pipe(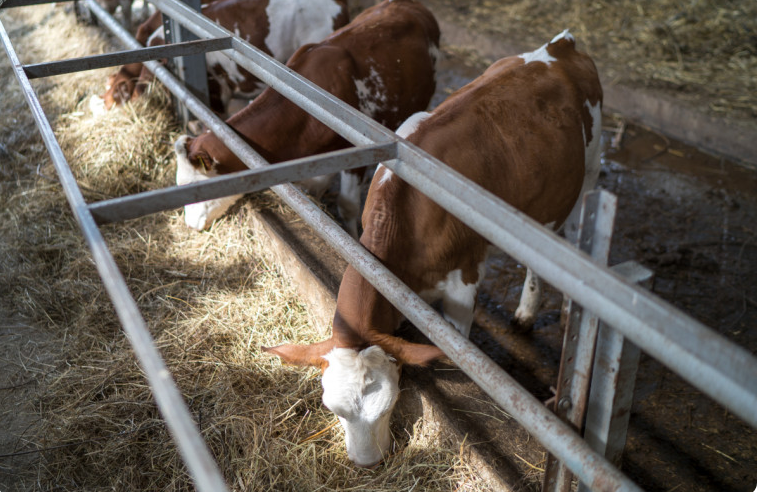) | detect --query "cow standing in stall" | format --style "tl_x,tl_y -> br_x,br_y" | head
174,0 -> 441,236
264,31 -> 603,467
93,0 -> 349,113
